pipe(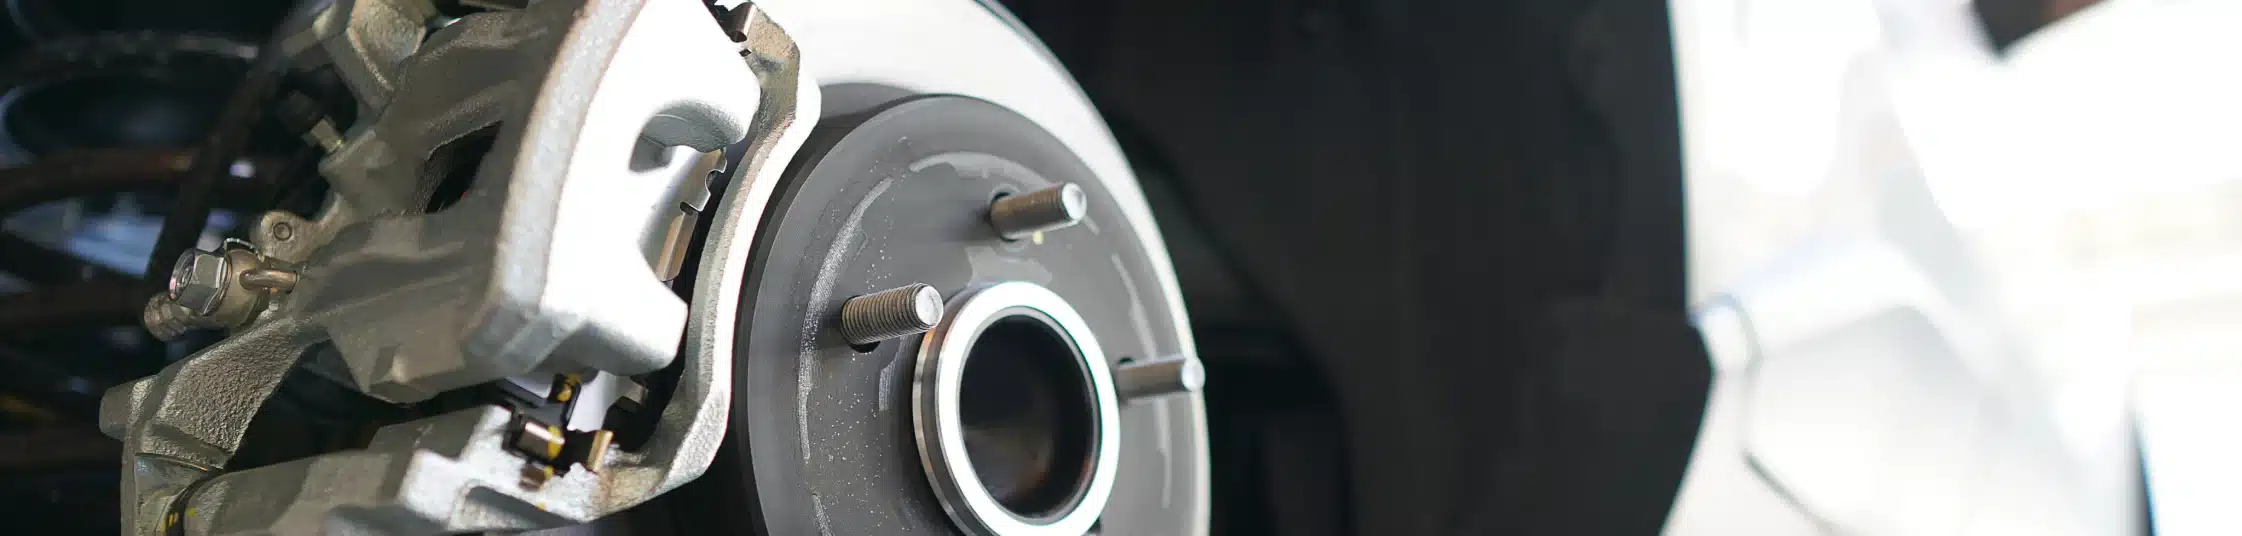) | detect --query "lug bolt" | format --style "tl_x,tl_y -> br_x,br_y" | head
1115,356 -> 1206,402
167,249 -> 230,315
838,283 -> 944,346
988,183 -> 1088,240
